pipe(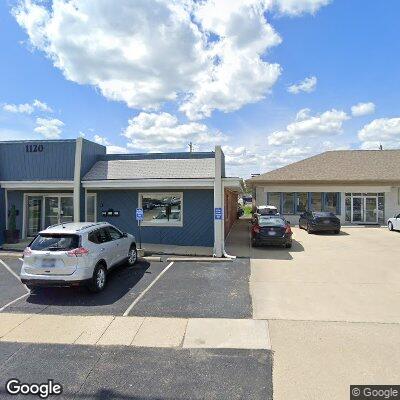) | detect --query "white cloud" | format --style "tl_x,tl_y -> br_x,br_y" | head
358,117 -> 400,149
124,112 -> 226,152
287,76 -> 317,94
2,99 -> 52,114
222,146 -> 261,166
351,102 -> 375,117
271,0 -> 331,15
34,117 -> 64,138
268,108 -> 349,145
93,134 -> 128,154
12,1 -> 328,121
